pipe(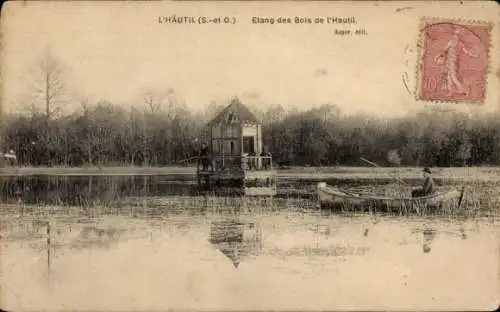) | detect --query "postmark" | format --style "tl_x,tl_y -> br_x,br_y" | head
416,18 -> 492,104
